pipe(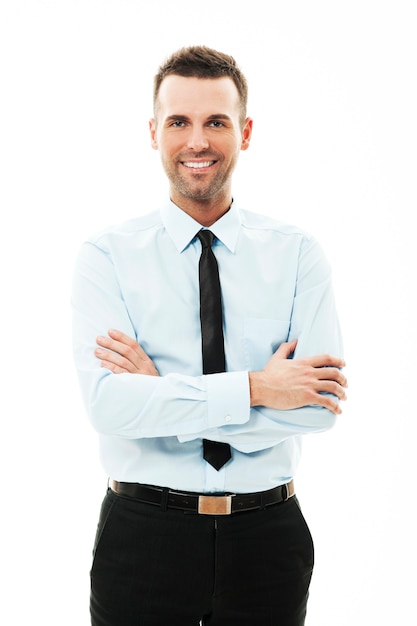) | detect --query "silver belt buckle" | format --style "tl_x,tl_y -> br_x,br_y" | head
198,495 -> 232,515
